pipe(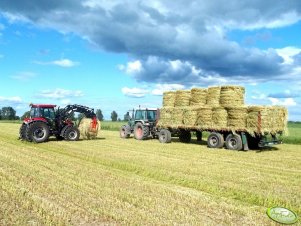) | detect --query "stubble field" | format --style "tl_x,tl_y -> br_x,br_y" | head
0,122 -> 300,225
